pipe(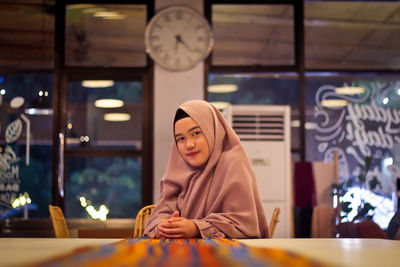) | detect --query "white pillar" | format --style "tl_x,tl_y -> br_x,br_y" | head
153,0 -> 204,201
